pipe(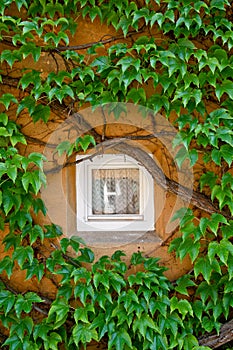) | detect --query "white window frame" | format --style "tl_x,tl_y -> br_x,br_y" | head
76,154 -> 154,231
